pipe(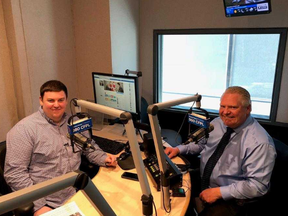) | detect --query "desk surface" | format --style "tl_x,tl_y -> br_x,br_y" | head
68,124 -> 191,216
